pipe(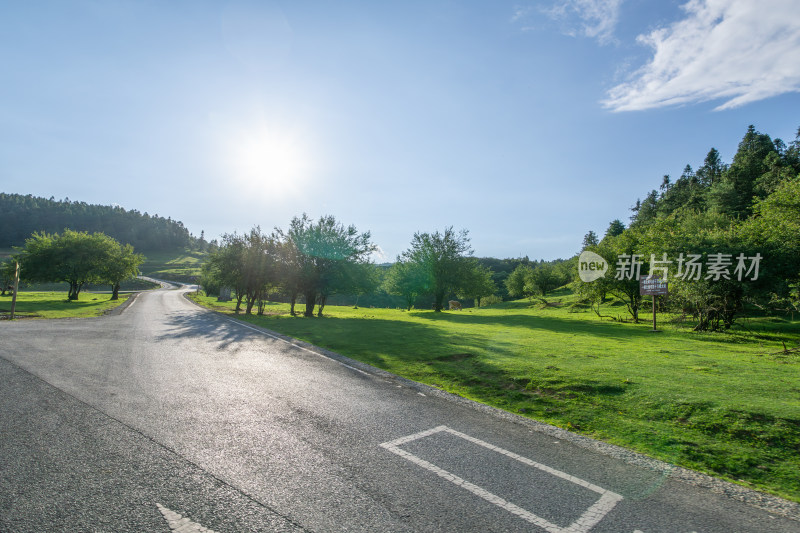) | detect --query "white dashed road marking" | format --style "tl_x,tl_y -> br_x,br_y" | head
380,426 -> 623,533
157,503 -> 217,532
